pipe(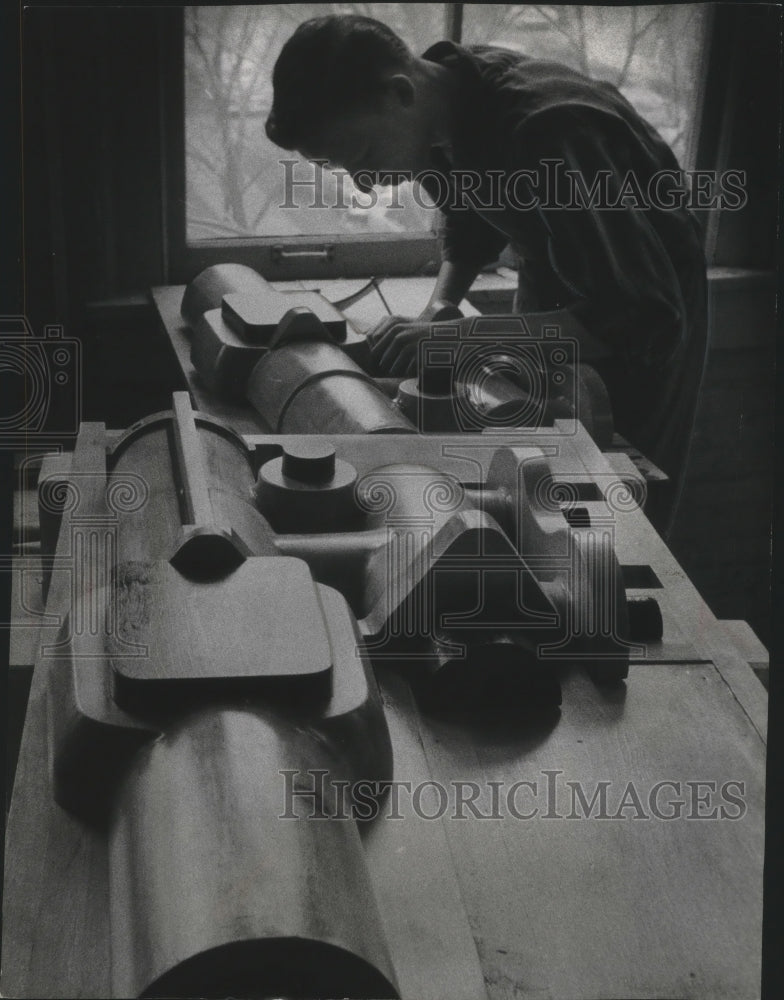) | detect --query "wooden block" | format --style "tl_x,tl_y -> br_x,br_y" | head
110,557 -> 333,695
222,290 -> 346,343
191,308 -> 269,399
